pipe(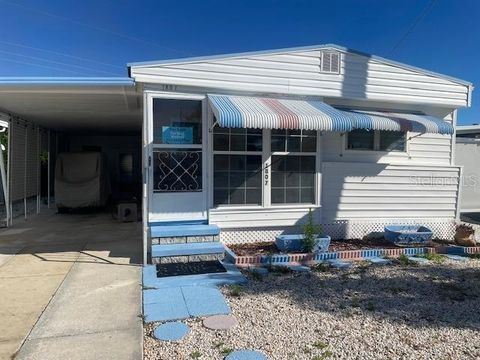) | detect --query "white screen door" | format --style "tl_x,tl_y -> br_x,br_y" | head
148,94 -> 207,222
